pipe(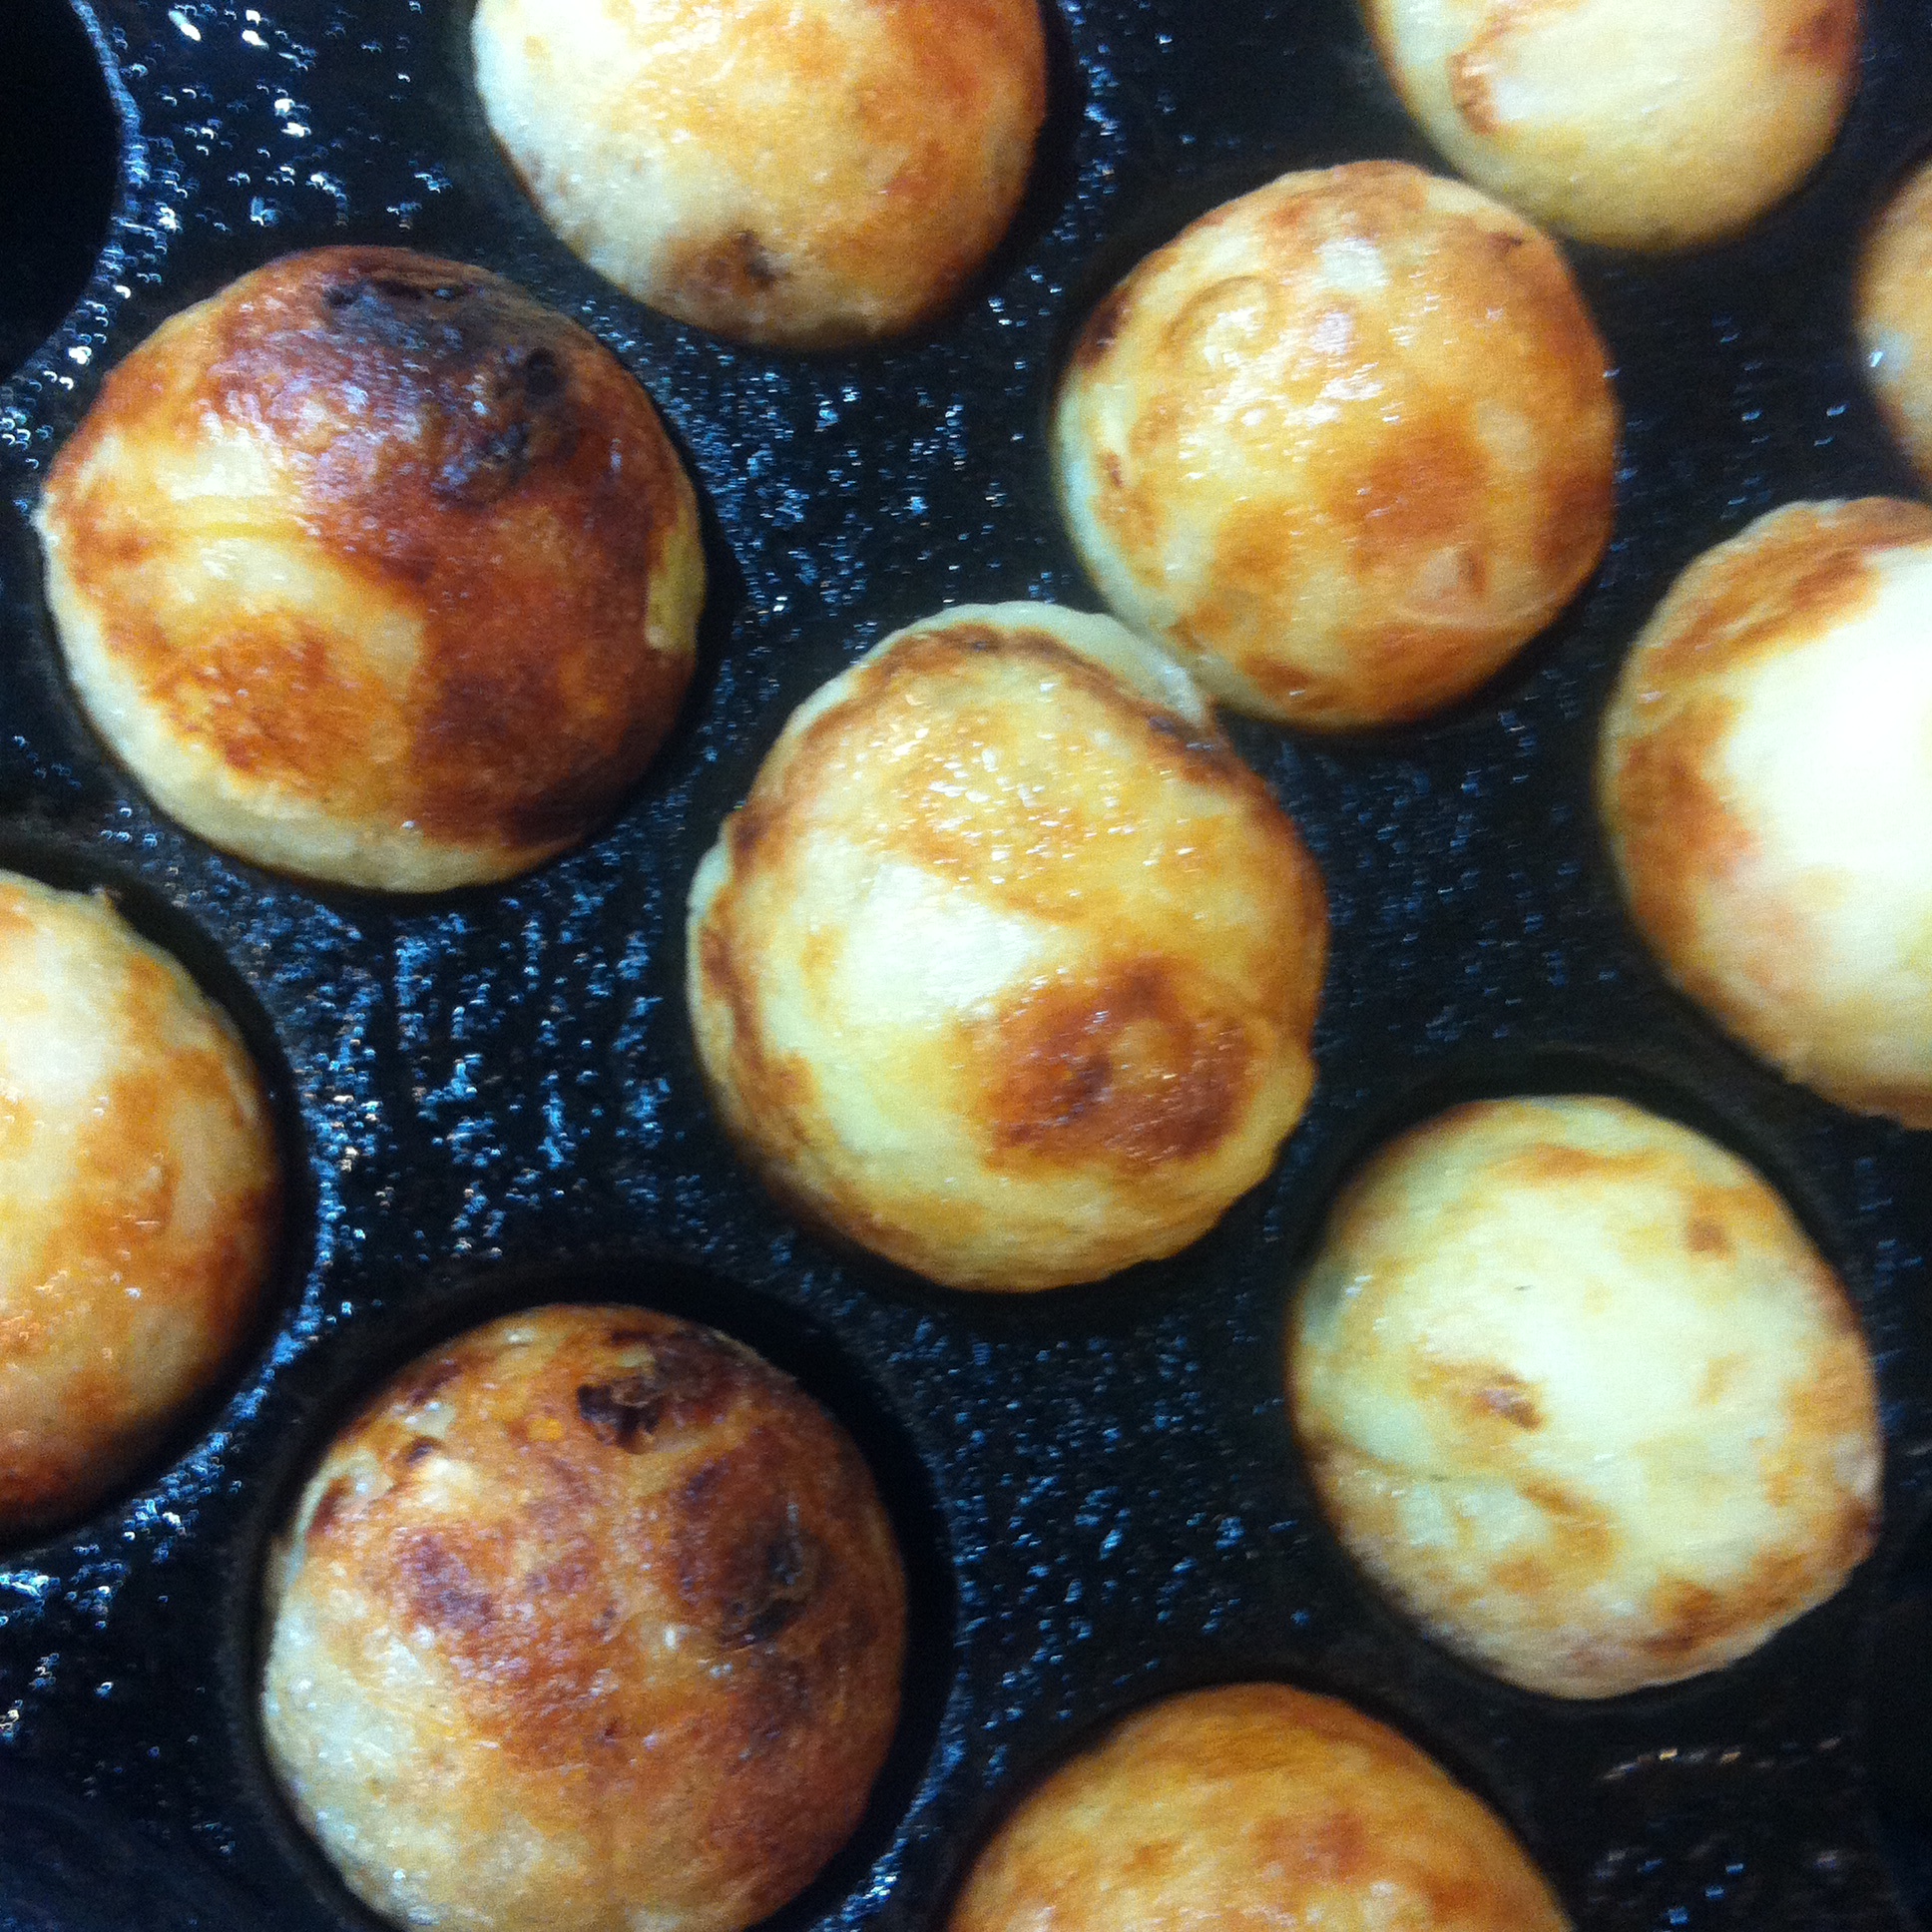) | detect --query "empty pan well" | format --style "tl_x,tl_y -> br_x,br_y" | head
0,2 -> 119,383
